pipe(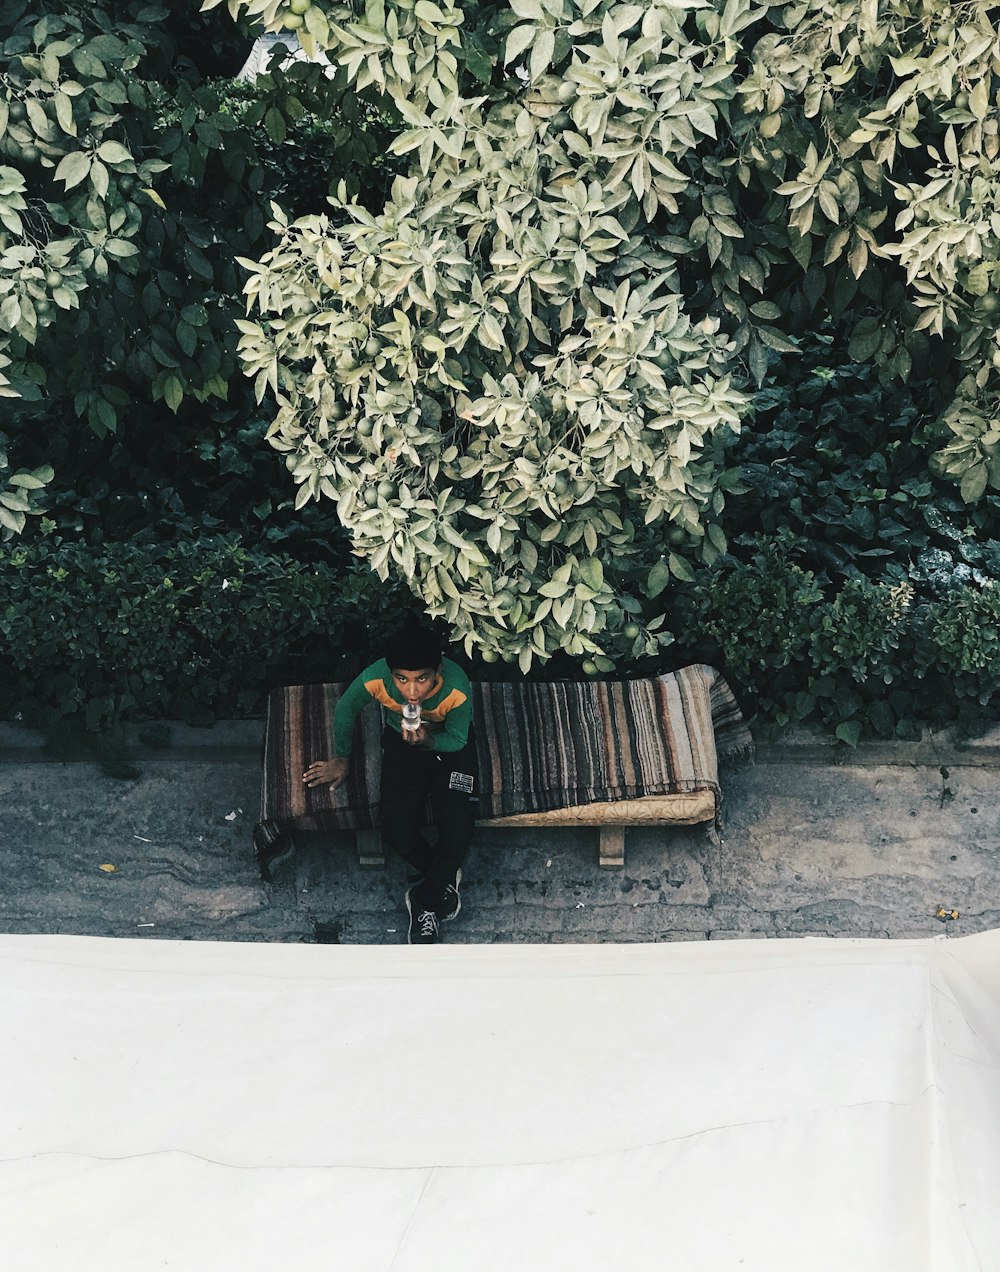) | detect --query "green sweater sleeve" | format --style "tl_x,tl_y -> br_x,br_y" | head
433,665 -> 473,753
332,663 -> 381,758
